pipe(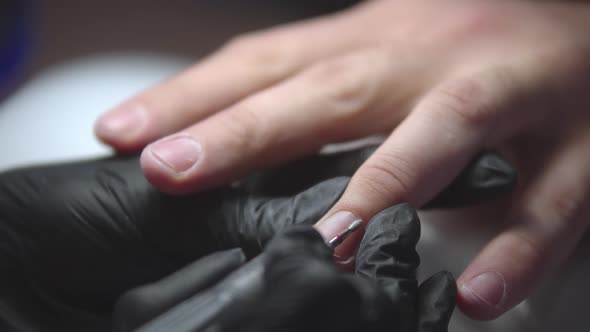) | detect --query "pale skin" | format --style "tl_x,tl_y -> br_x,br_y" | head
95,0 -> 590,321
